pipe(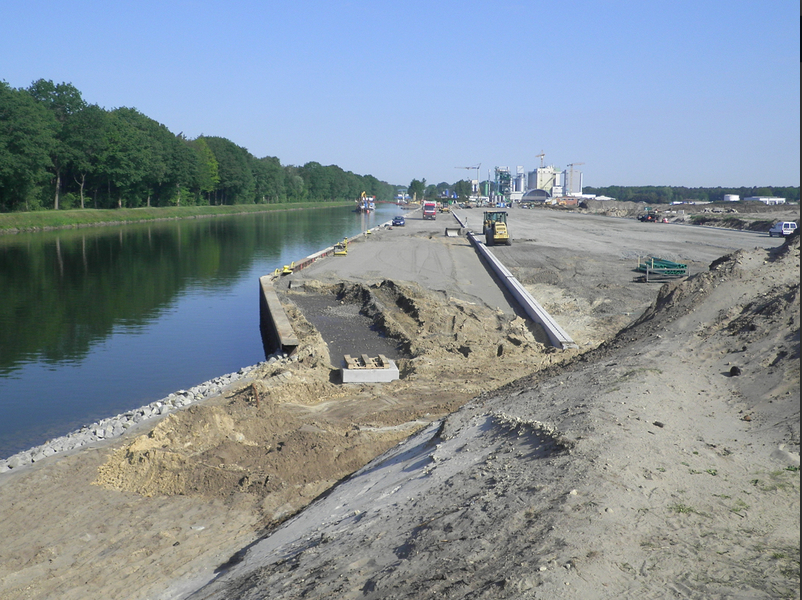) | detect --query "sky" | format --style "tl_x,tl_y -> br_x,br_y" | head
2,0 -> 799,189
